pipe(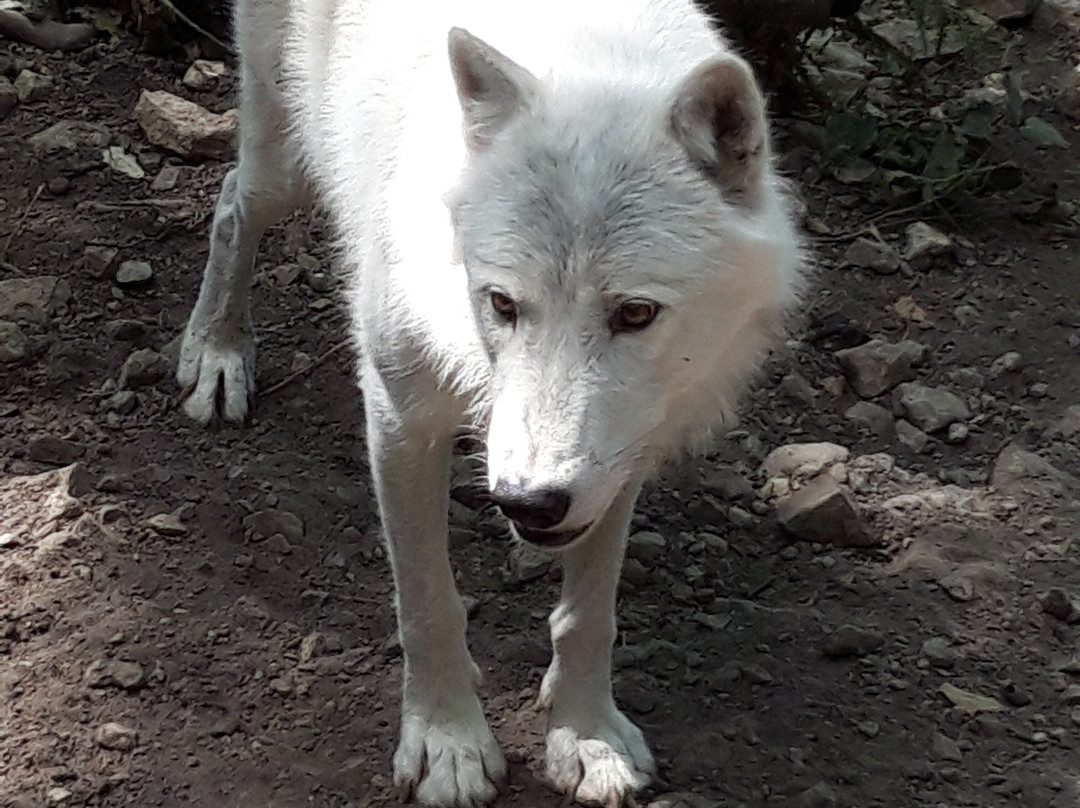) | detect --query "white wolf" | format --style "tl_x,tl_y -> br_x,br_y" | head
177,0 -> 804,804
